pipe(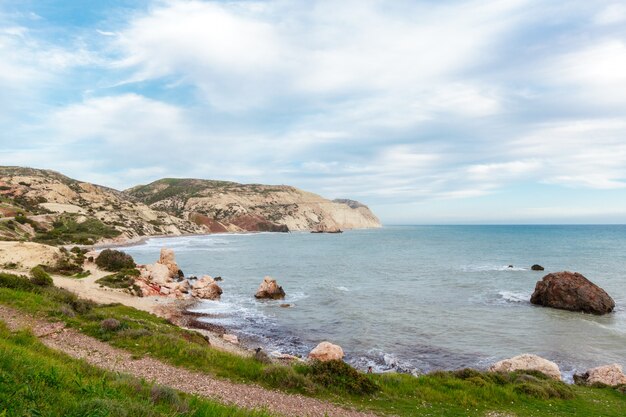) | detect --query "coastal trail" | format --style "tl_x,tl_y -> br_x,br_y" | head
0,305 -> 381,417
